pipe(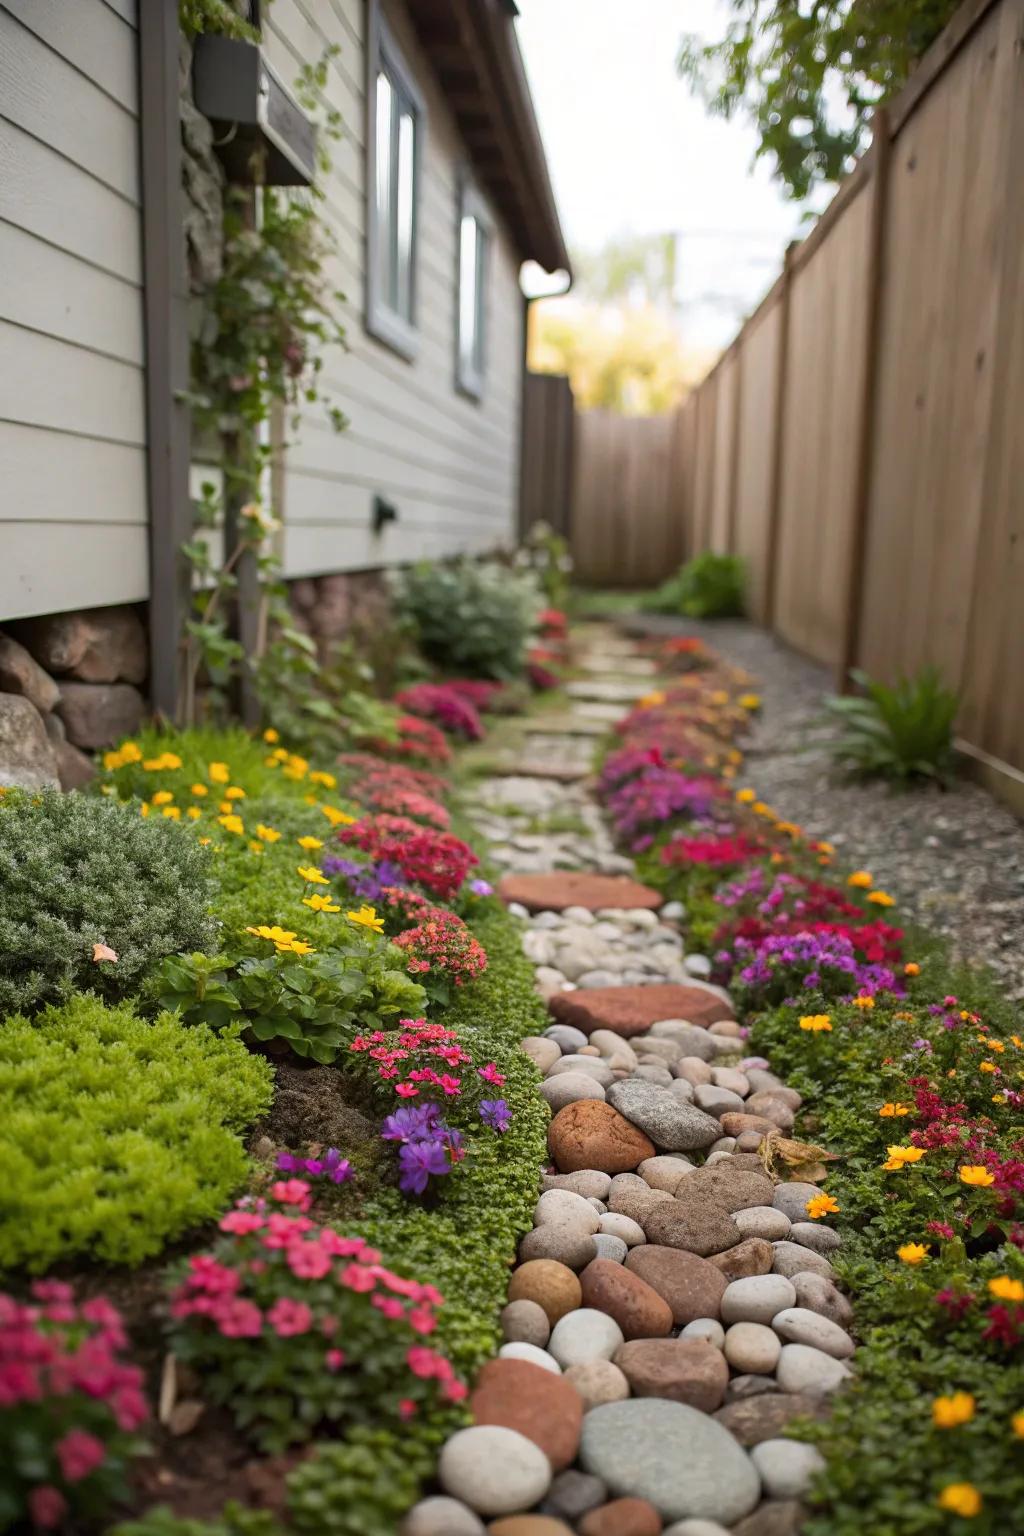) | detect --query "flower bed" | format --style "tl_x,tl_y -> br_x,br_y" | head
595,655 -> 1024,1530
